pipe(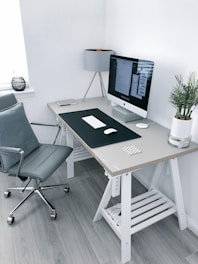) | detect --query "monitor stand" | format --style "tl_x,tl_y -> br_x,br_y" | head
112,105 -> 142,123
